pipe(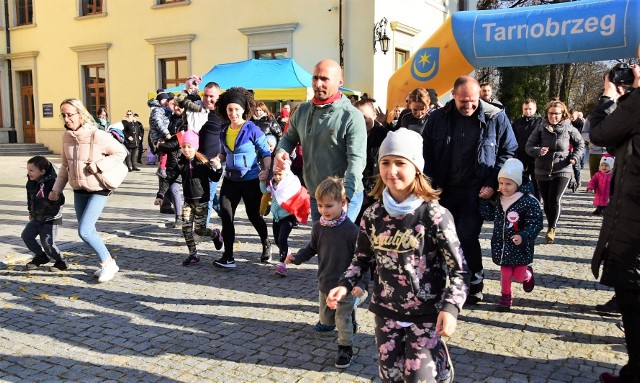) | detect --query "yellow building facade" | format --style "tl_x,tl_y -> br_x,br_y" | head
0,0 -> 466,153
